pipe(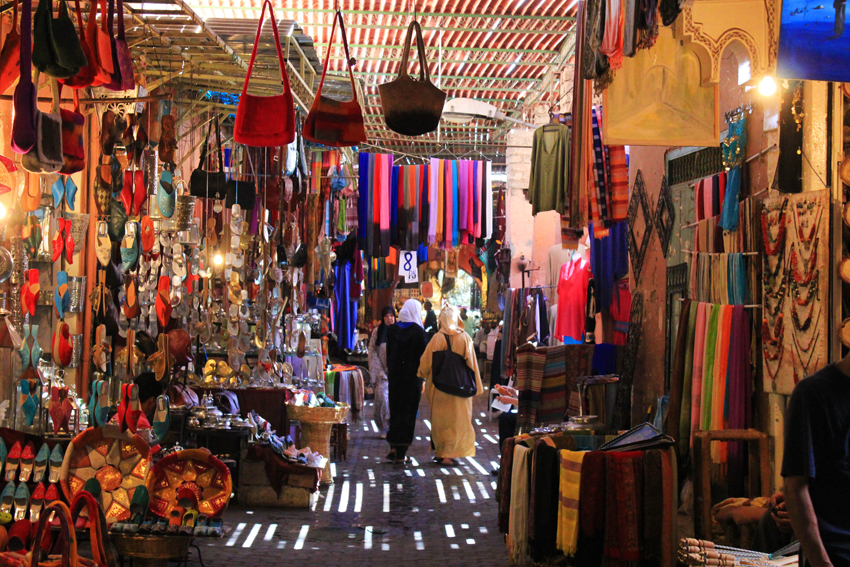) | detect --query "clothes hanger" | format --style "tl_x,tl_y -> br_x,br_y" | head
431,143 -> 459,160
